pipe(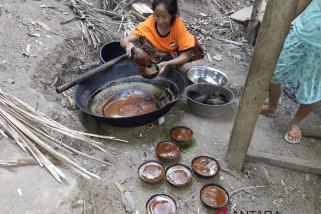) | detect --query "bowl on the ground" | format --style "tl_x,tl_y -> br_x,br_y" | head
138,161 -> 165,184
170,126 -> 193,146
146,194 -> 177,214
187,66 -> 229,86
191,156 -> 220,178
200,184 -> 229,210
185,83 -> 234,118
165,164 -> 192,187
156,141 -> 180,161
